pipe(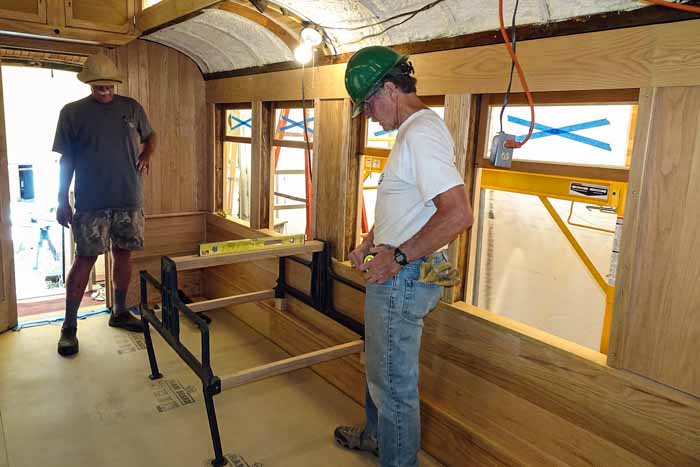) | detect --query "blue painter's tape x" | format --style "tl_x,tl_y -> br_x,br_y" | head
508,116 -> 612,151
373,129 -> 397,137
229,115 -> 252,131
279,116 -> 314,133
